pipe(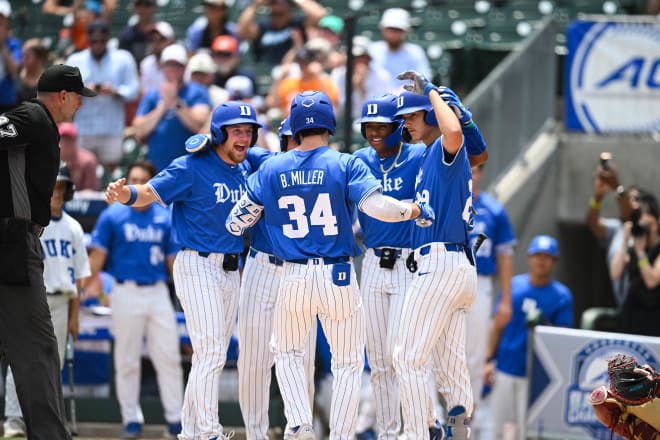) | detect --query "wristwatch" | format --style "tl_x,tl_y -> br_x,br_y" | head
616,185 -> 625,197
175,99 -> 185,110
